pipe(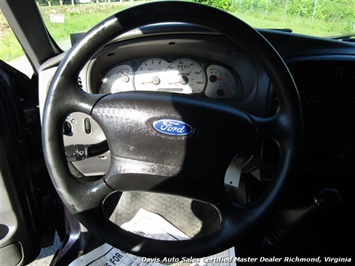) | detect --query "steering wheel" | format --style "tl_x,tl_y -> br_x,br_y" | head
42,1 -> 302,258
